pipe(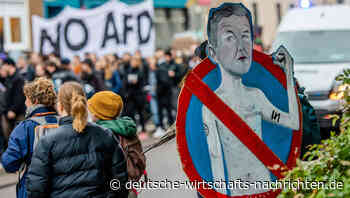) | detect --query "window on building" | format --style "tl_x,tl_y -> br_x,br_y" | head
10,17 -> 22,43
0,17 -> 4,51
47,6 -> 64,18
252,3 -> 258,26
182,8 -> 189,30
337,0 -> 344,4
276,3 -> 282,25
